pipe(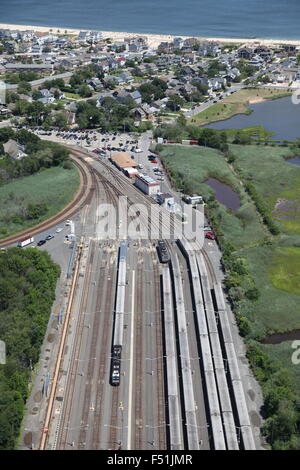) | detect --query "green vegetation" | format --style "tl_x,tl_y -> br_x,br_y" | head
154,123 -> 228,151
189,101 -> 252,126
156,144 -> 267,249
188,88 -> 292,126
0,247 -> 60,449
0,128 -> 70,184
0,165 -> 79,239
230,144 -> 300,233
138,77 -> 168,104
155,140 -> 300,448
3,71 -> 41,85
76,97 -> 135,131
269,247 -> 300,295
